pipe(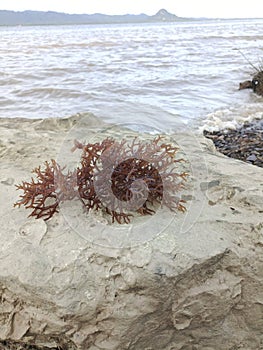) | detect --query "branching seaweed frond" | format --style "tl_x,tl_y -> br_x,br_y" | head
14,160 -> 77,220
15,137 -> 188,224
